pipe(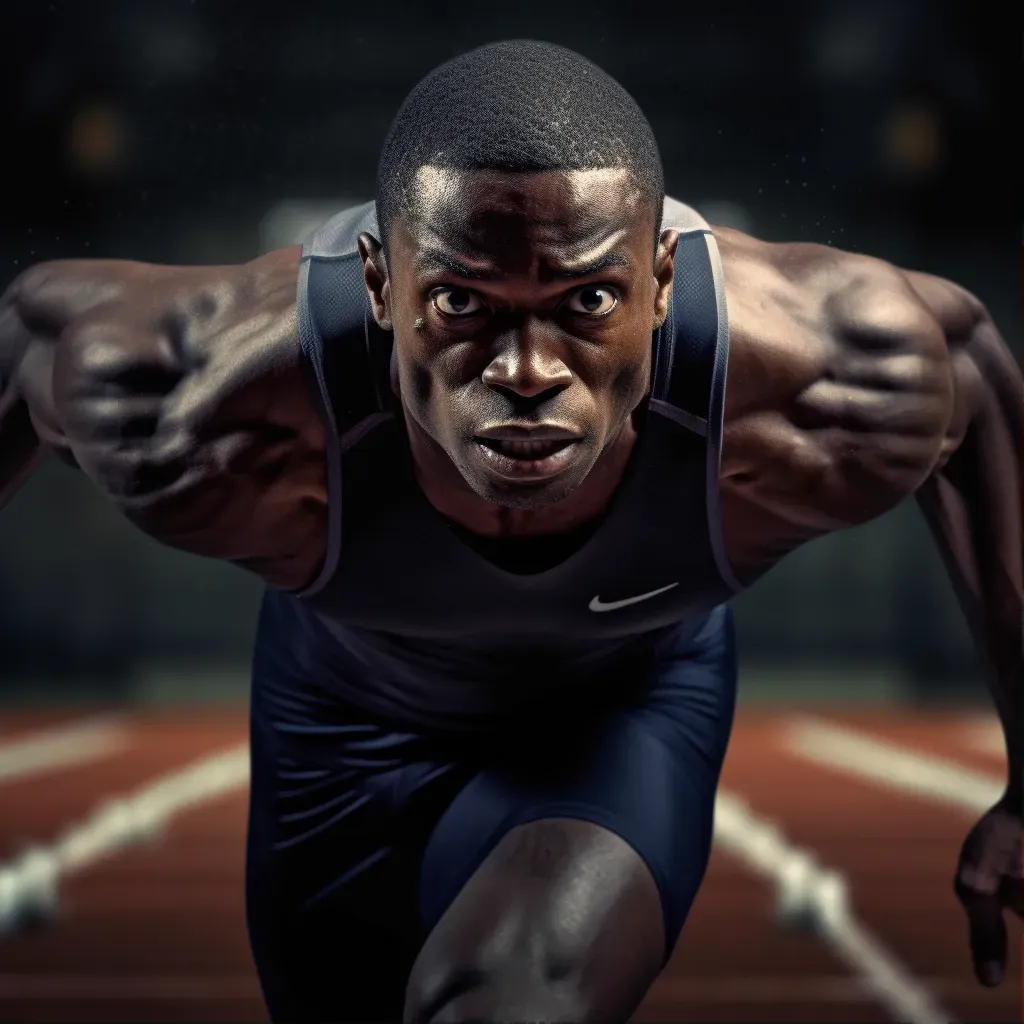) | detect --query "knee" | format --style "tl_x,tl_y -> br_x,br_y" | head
405,962 -> 585,1024
427,985 -> 583,1023
404,920 -> 590,1023
405,819 -> 664,1023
